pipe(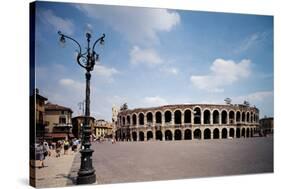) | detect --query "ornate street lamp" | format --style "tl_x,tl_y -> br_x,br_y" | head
58,30 -> 105,184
